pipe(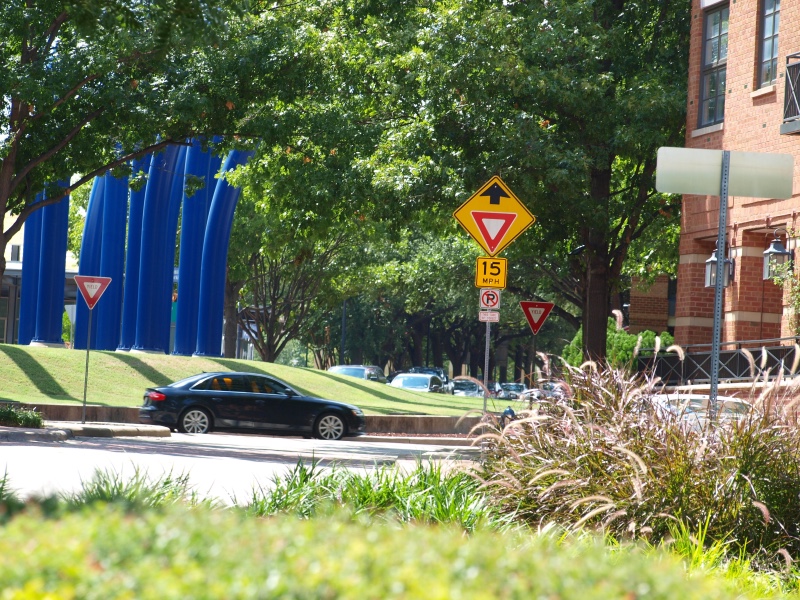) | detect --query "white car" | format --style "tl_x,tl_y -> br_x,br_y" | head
649,393 -> 752,430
